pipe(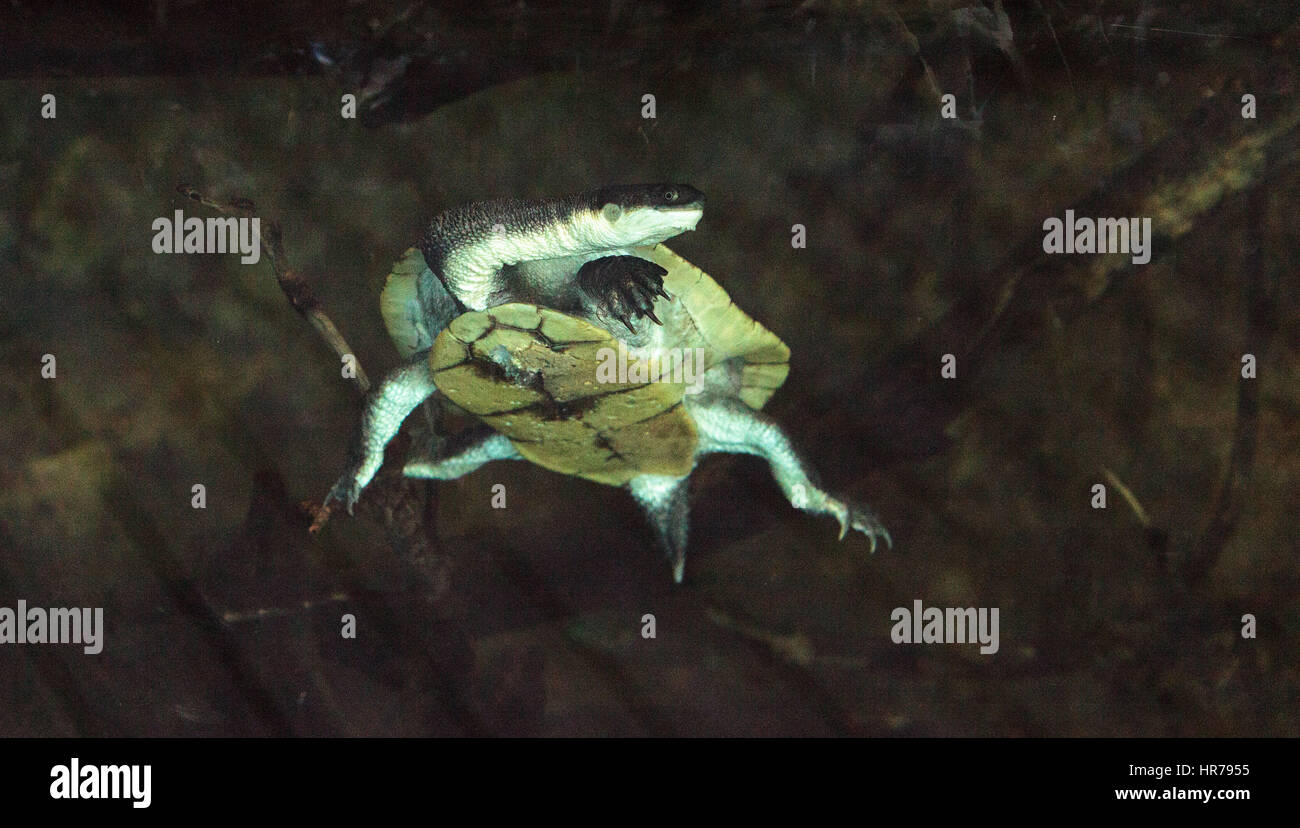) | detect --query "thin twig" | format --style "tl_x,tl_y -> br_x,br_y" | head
1183,164 -> 1278,586
1102,467 -> 1151,528
1109,23 -> 1256,42
1034,0 -> 1076,106
177,185 -> 372,394
220,592 -> 352,624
